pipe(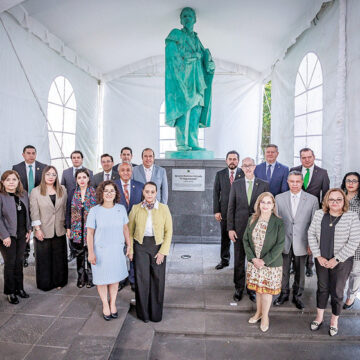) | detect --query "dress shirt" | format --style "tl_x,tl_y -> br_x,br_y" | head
25,162 -> 36,181
144,200 -> 159,236
120,179 -> 131,198
143,165 -> 153,182
73,166 -> 83,177
290,190 -> 302,217
228,168 -> 238,179
103,170 -> 112,181
266,161 -> 276,178
302,165 -> 314,186
245,177 -> 255,193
